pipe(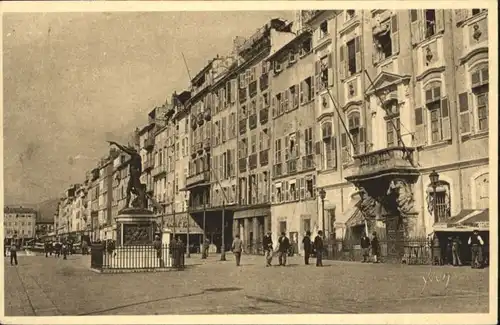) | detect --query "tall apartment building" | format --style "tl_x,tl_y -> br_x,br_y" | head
268,26 -> 319,254
295,9 -> 489,260
111,152 -> 131,219
233,19 -> 293,253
